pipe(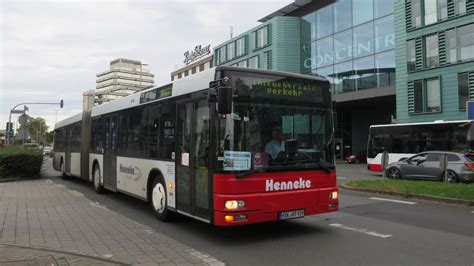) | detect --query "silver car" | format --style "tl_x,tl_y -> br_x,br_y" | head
385,151 -> 474,183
